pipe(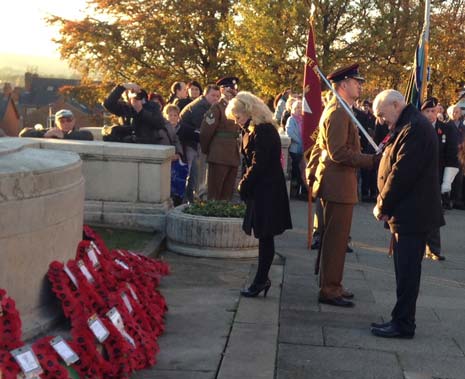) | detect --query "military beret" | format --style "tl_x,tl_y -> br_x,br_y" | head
216,77 -> 239,89
327,64 -> 365,83
421,97 -> 438,110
